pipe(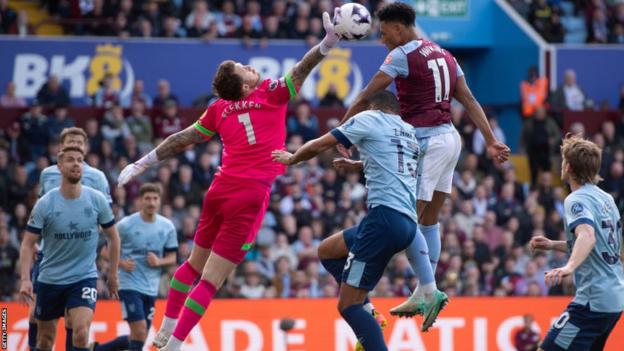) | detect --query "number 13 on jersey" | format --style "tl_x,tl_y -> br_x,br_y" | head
238,112 -> 257,145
